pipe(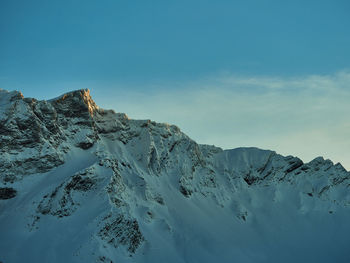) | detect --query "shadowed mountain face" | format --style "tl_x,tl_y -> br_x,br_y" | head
0,89 -> 349,263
